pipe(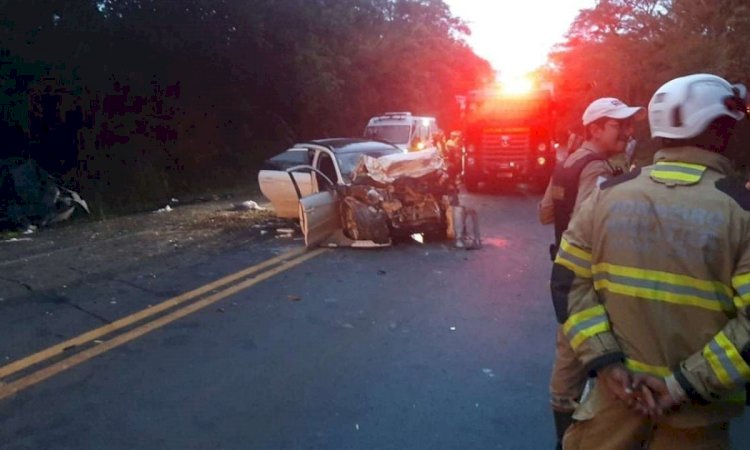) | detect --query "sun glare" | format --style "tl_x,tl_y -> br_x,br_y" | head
501,76 -> 535,96
445,0 -> 596,75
